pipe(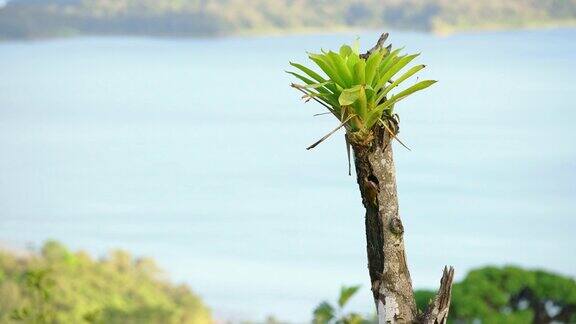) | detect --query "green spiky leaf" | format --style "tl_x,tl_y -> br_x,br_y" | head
338,285 -> 361,308
339,85 -> 362,106
393,79 -> 437,101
